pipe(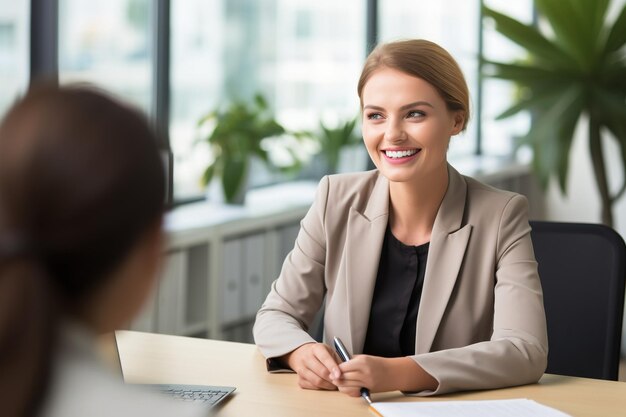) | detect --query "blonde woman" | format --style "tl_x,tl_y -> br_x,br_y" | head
254,39 -> 547,396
